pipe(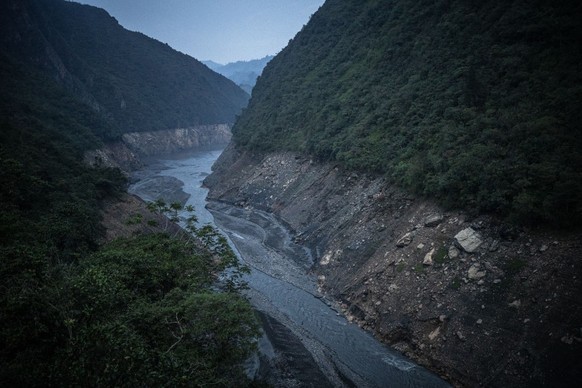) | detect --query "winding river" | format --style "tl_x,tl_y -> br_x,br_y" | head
129,148 -> 449,388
